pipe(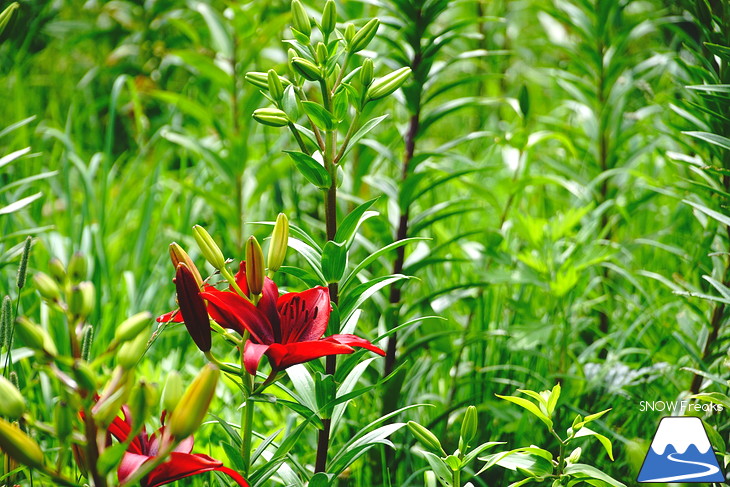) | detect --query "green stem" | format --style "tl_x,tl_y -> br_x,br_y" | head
241,393 -> 255,476
220,267 -> 248,300
204,351 -> 242,375
452,467 -> 461,487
